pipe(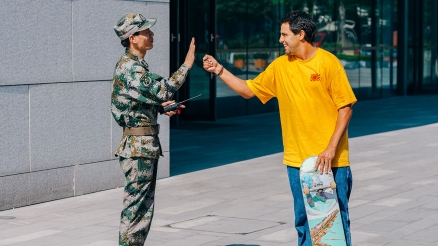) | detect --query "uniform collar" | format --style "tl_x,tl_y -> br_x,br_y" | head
125,49 -> 149,69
